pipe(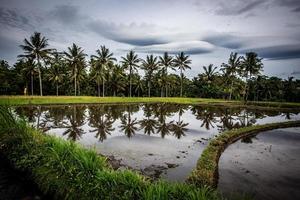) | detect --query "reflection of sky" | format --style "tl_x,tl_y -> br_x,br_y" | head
15,104 -> 300,182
